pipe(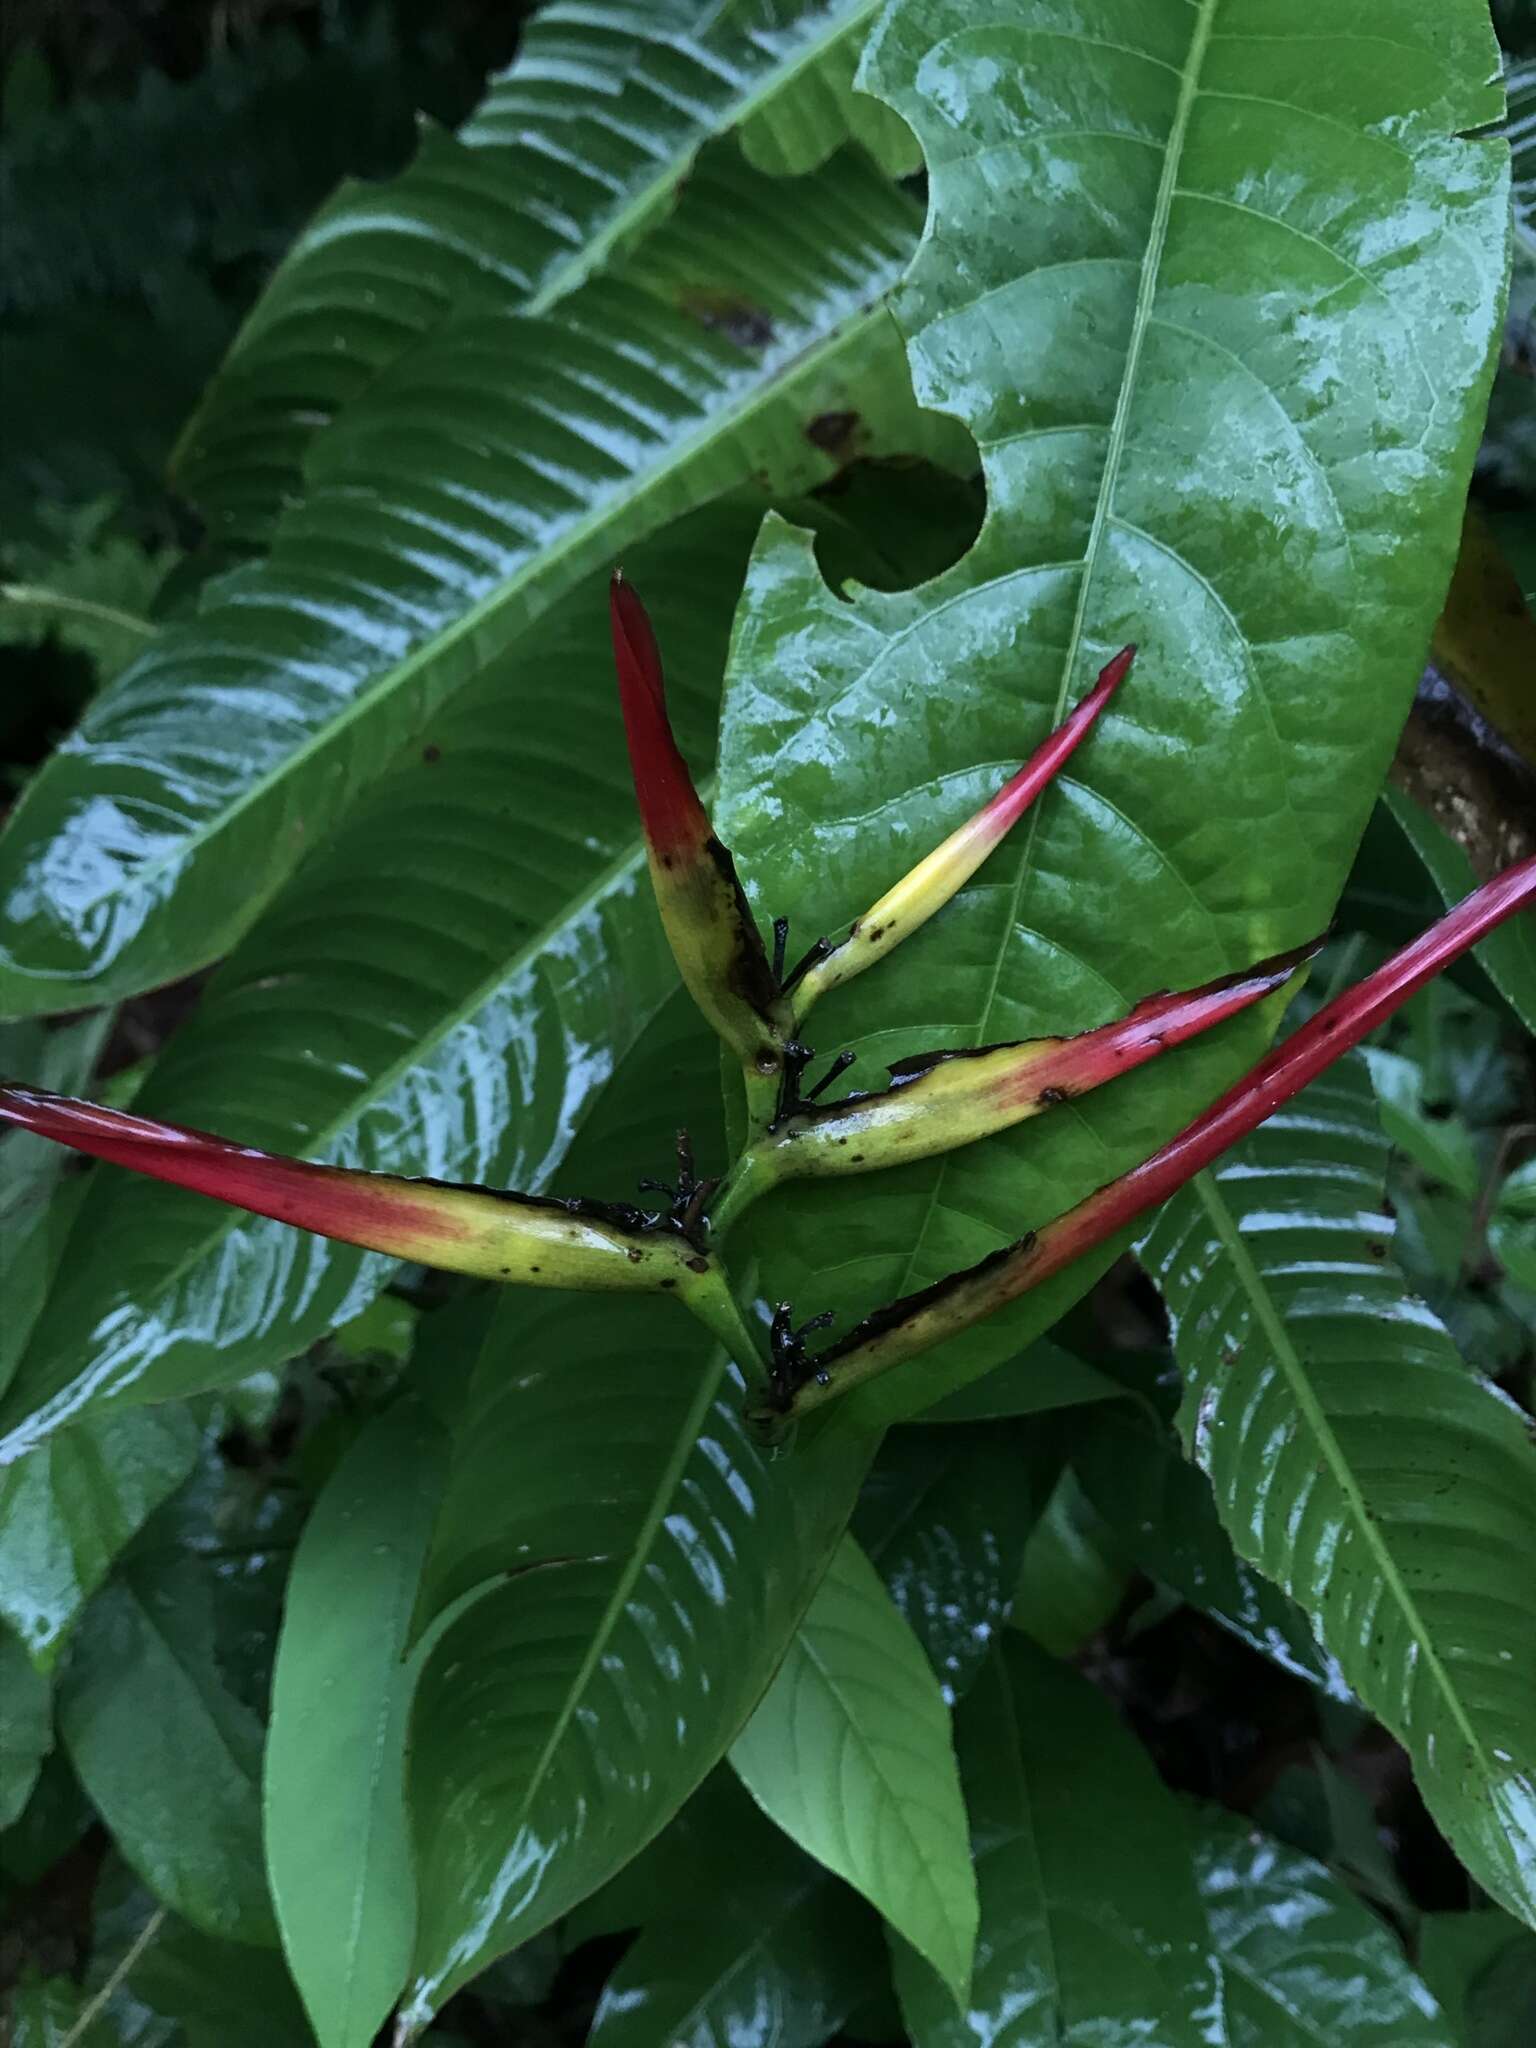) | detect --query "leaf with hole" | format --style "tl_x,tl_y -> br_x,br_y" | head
0,131 -> 962,1018
715,0 -> 1510,1429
